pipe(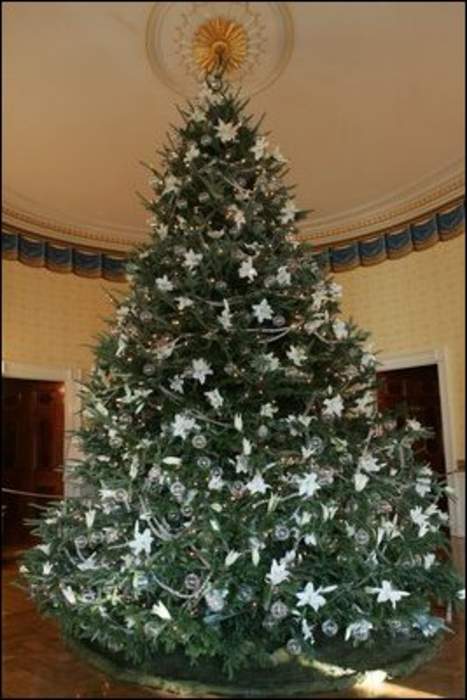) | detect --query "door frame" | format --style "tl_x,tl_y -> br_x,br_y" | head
378,347 -> 458,532
1,360 -> 82,498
